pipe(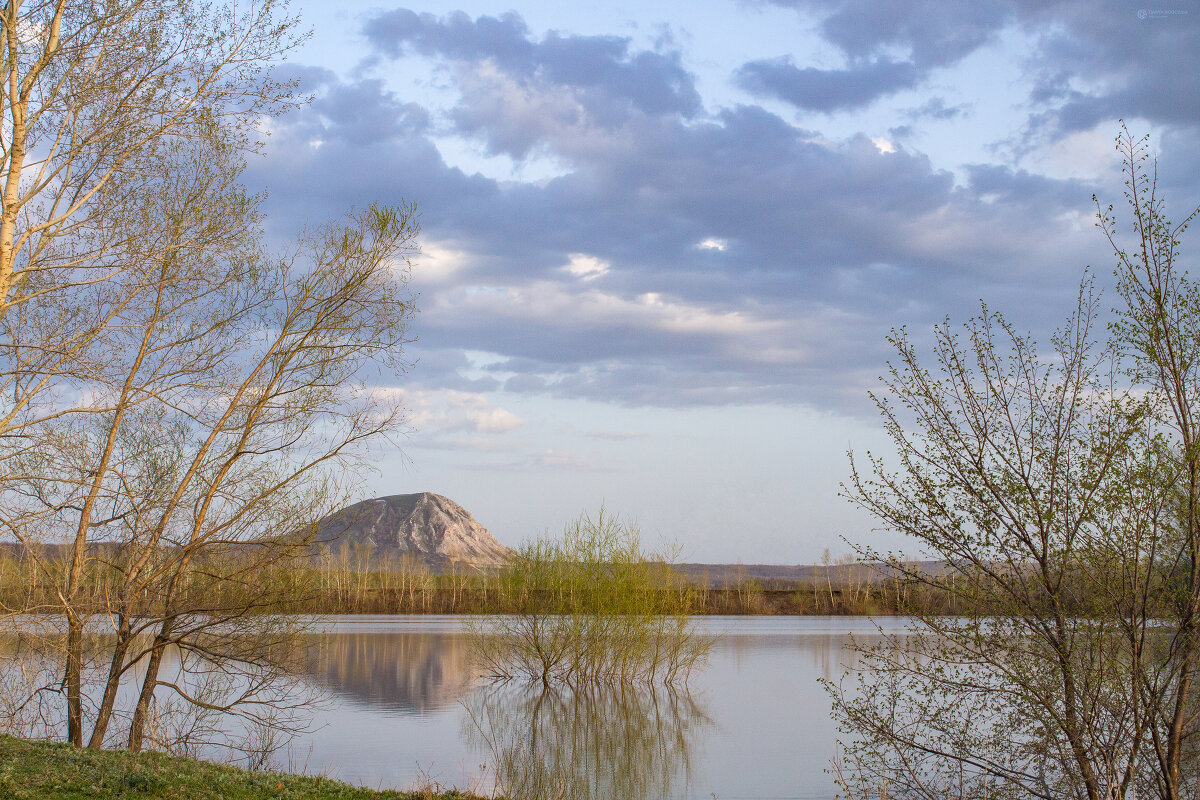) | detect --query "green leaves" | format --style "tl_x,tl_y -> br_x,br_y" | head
834,128 -> 1200,800
469,509 -> 709,687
